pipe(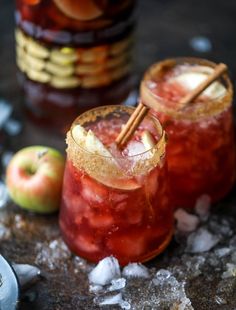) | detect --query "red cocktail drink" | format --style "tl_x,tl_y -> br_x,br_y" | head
141,58 -> 235,209
59,106 -> 173,265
